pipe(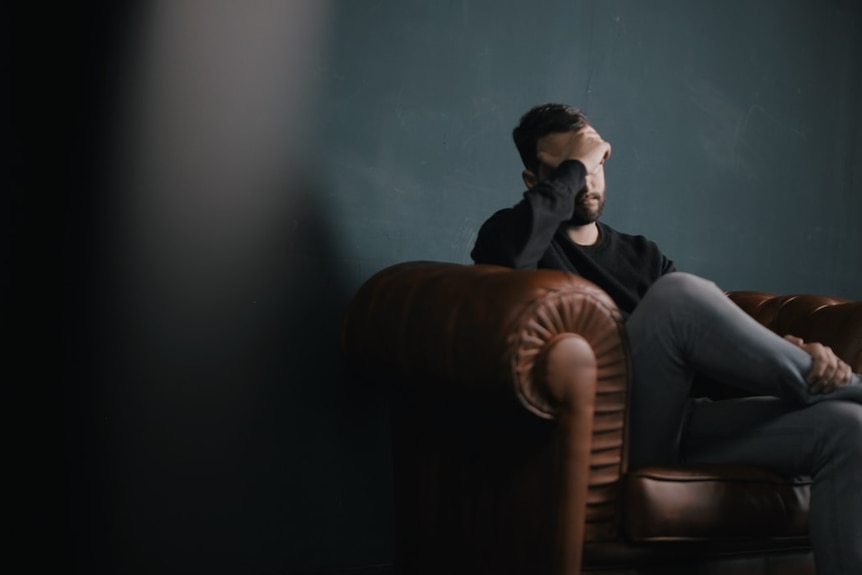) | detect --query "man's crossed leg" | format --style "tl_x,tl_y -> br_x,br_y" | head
623,272 -> 862,575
